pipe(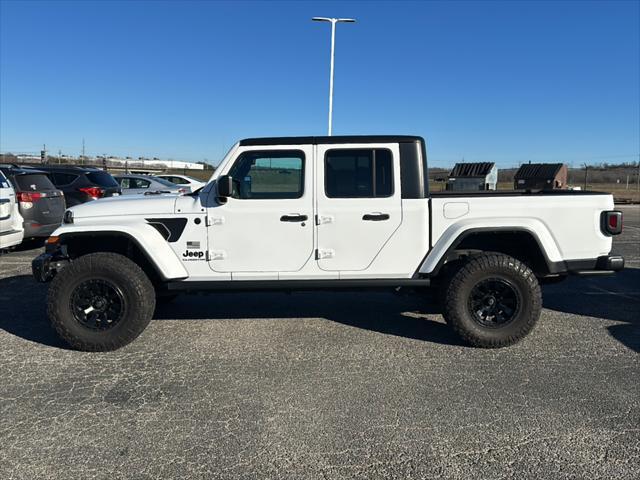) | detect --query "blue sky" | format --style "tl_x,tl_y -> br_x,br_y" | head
1,0 -> 638,167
